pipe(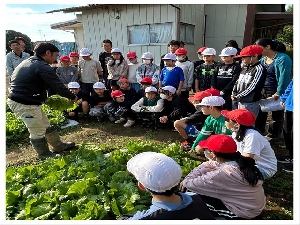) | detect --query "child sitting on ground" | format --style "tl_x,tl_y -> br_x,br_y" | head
104,90 -> 136,127
89,82 -> 112,121
67,82 -> 90,122
131,86 -> 164,129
